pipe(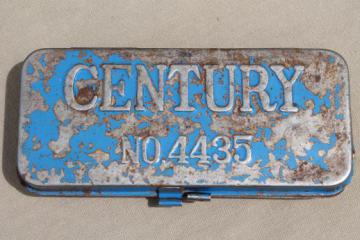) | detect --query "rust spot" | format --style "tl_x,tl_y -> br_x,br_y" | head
19,48 -> 352,190
292,161 -> 326,182
85,57 -> 93,64
76,87 -> 96,105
